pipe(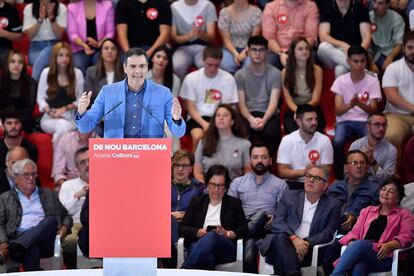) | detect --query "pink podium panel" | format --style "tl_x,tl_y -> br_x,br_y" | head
89,138 -> 171,258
